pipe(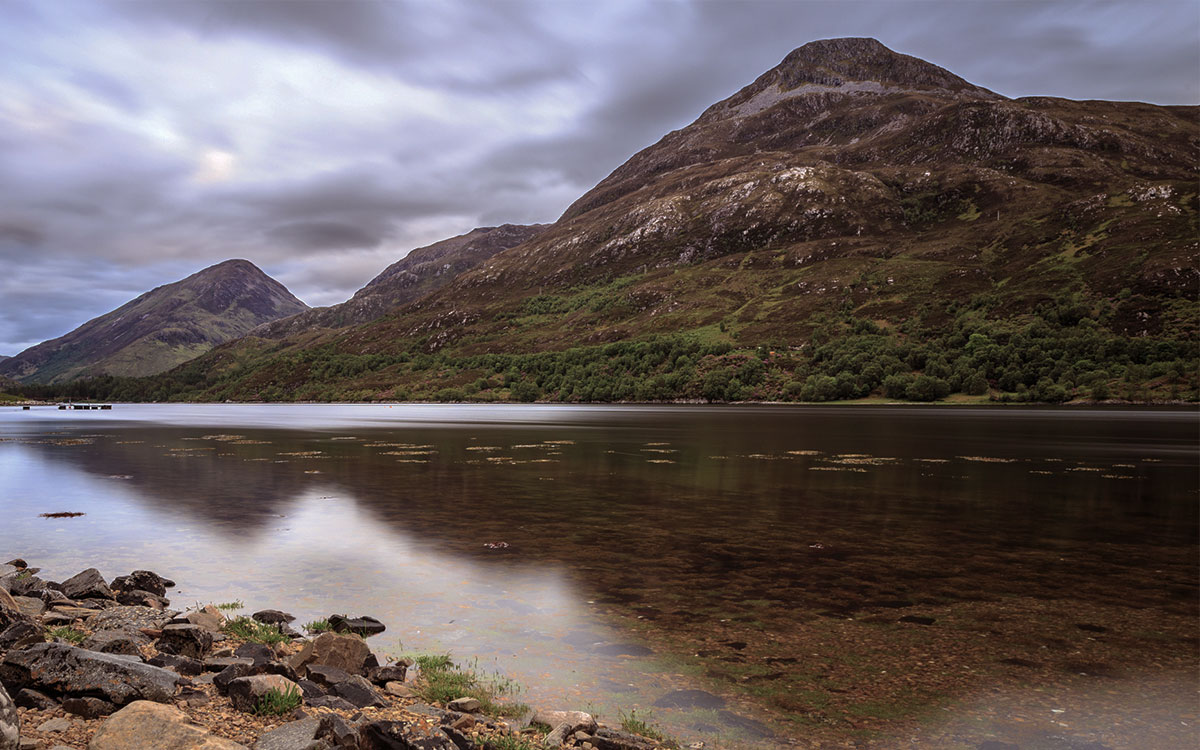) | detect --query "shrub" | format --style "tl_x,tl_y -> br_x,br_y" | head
254,686 -> 302,716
